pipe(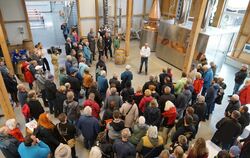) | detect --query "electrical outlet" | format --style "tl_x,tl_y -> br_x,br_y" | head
18,26 -> 24,34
